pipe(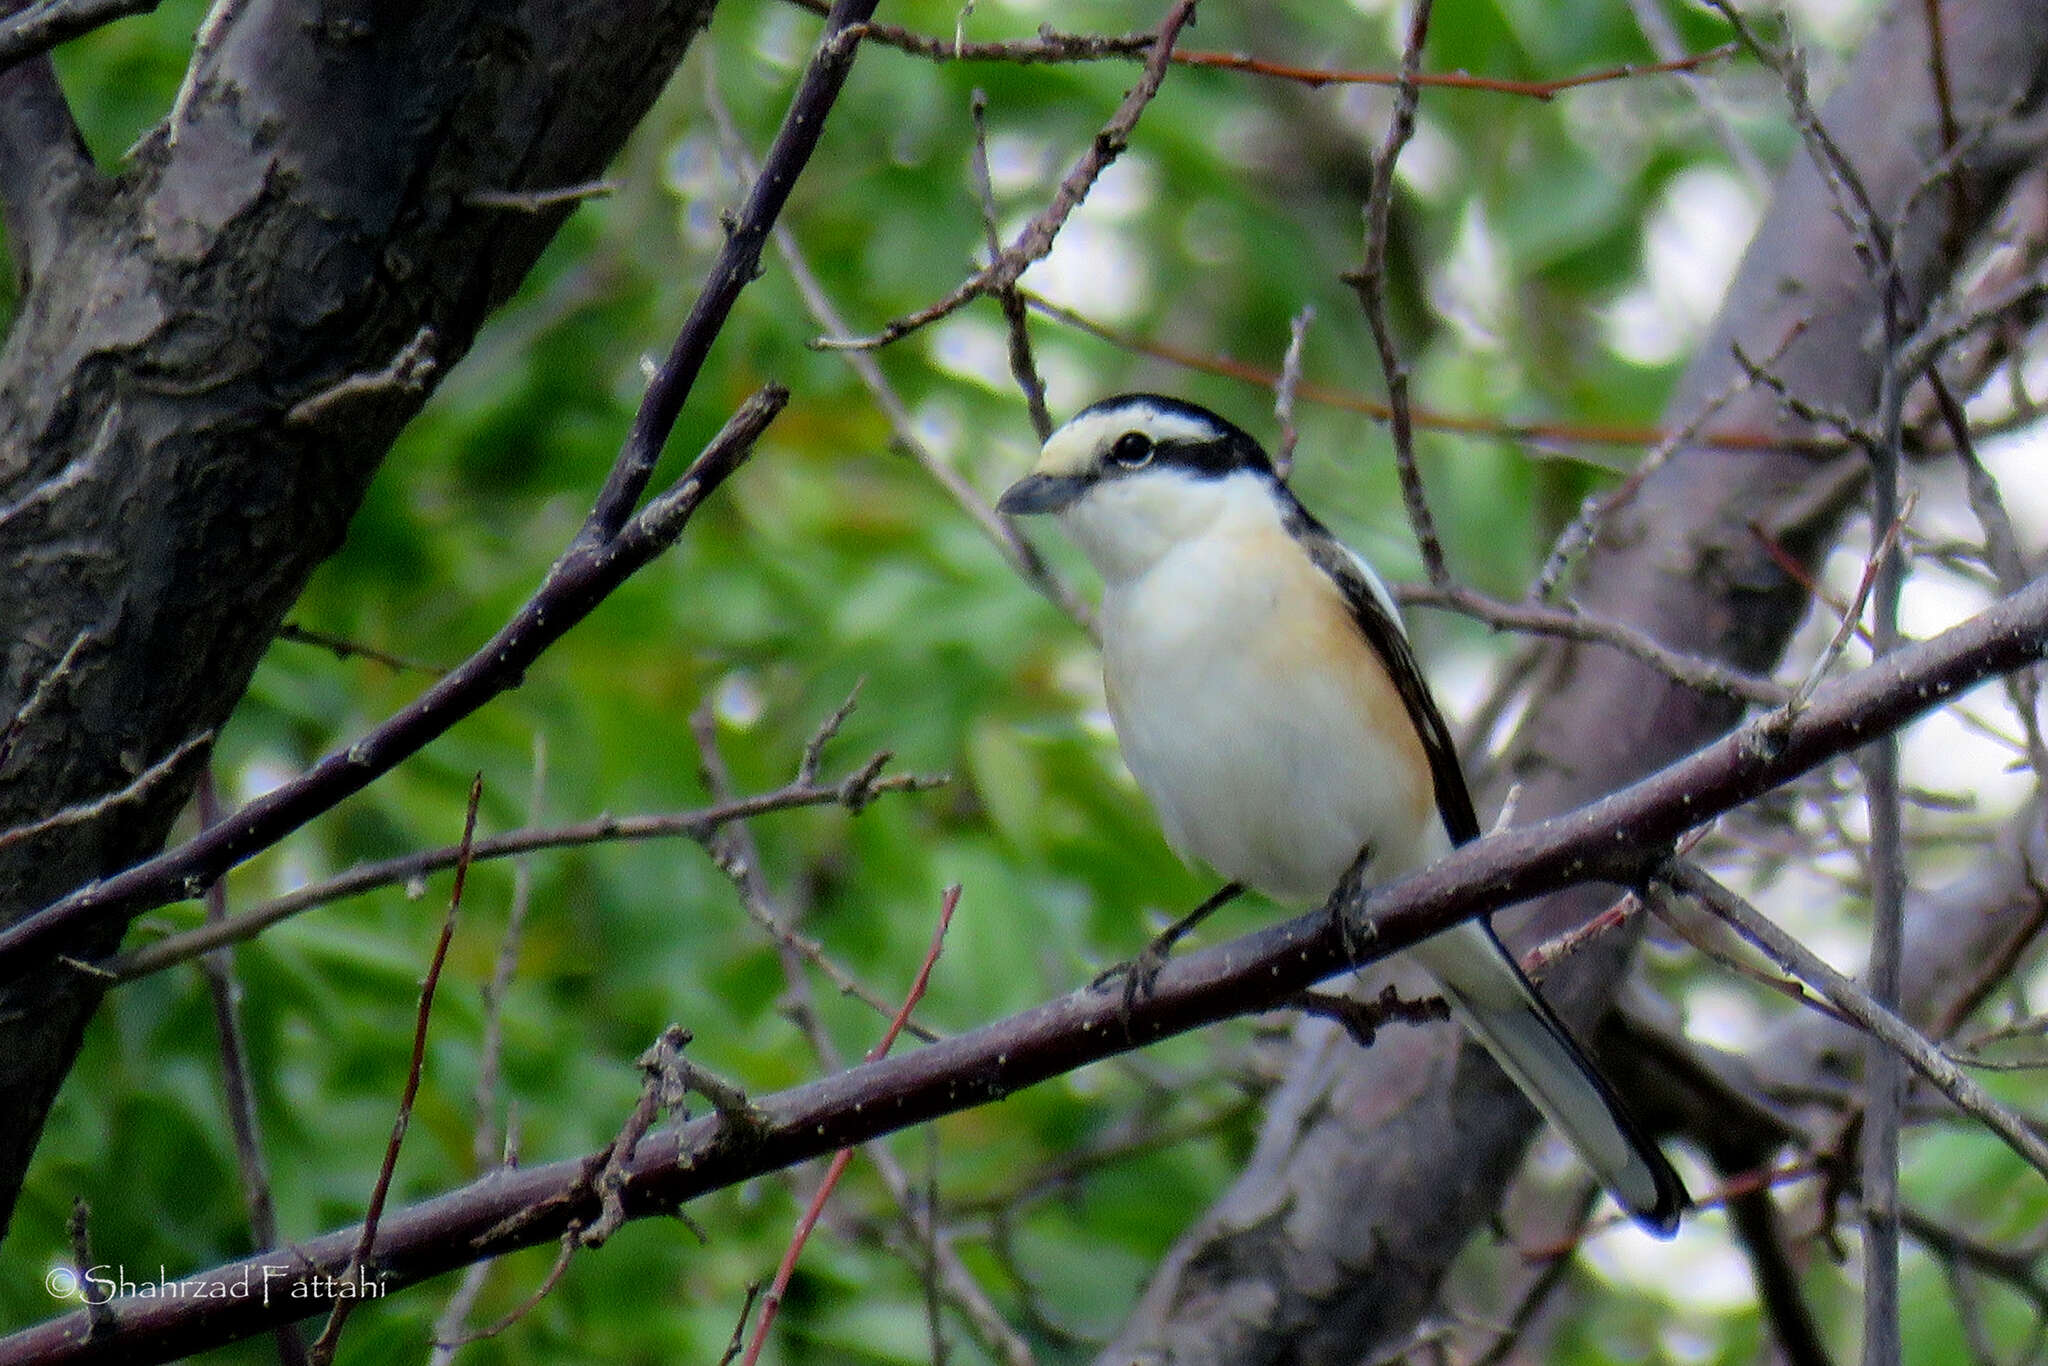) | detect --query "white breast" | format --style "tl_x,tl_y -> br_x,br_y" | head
1095,500 -> 1438,903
